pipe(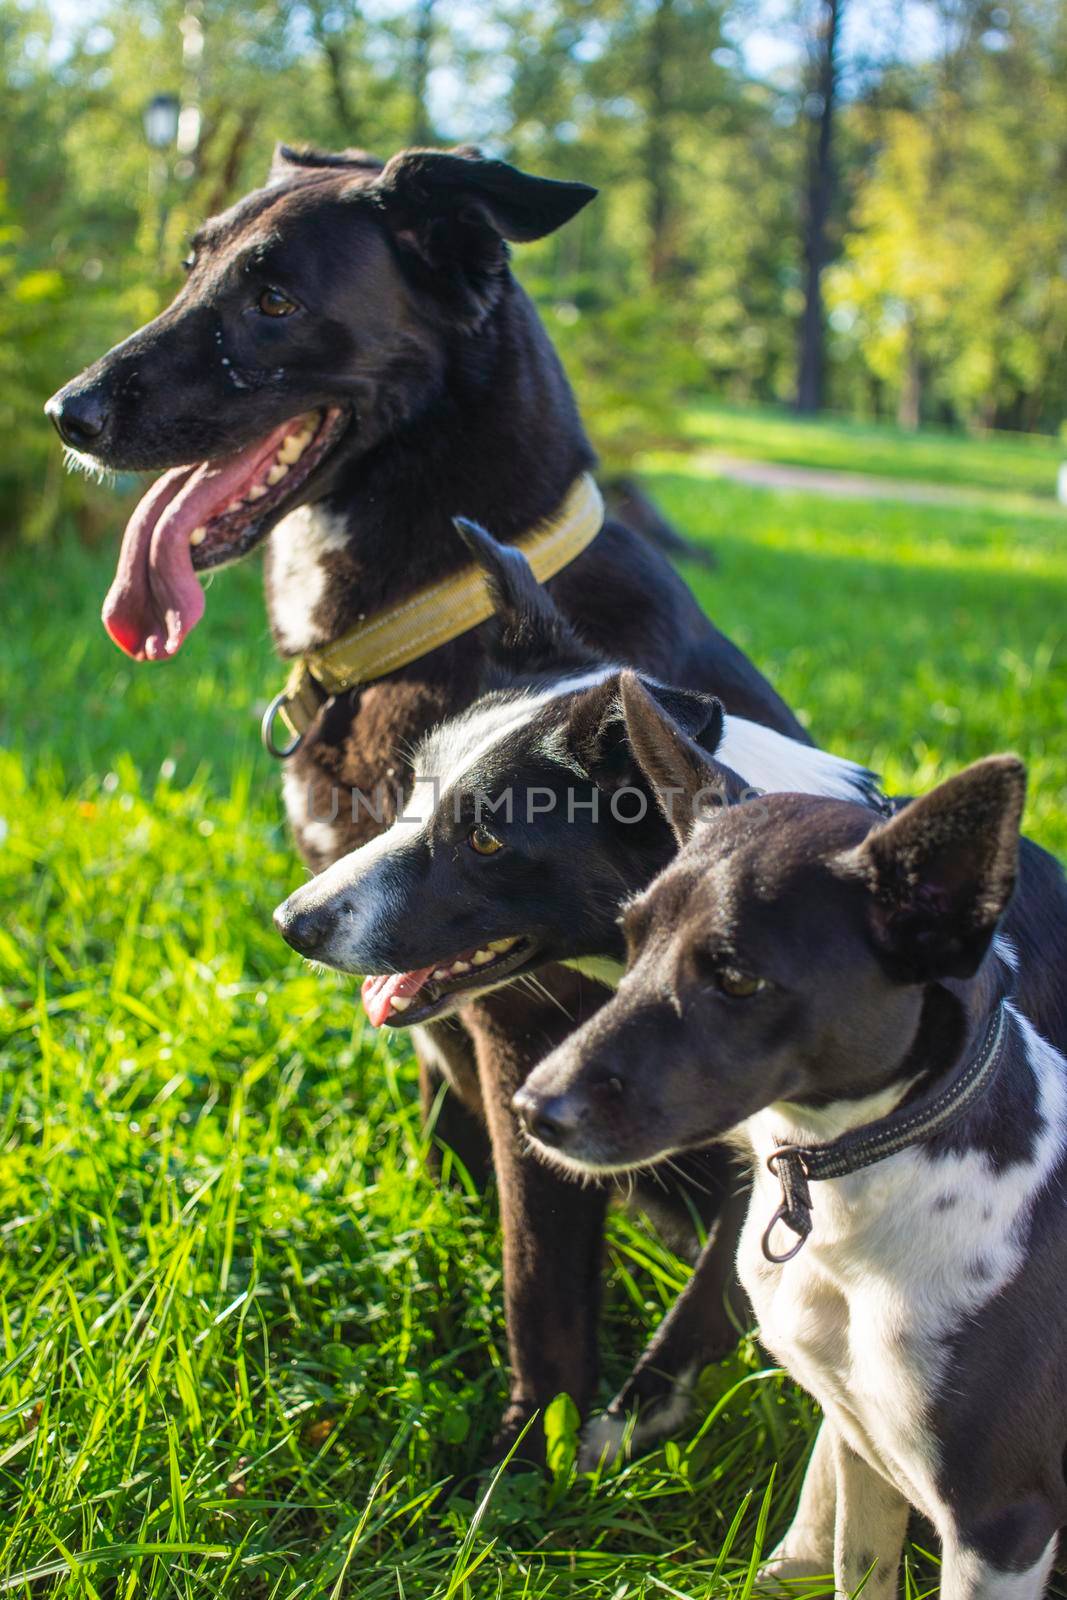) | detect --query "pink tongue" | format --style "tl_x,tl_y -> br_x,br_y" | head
101,419 -> 301,661
361,966 -> 438,1027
